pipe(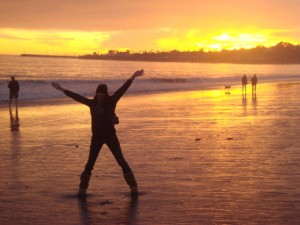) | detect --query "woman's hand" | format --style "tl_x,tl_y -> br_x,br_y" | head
131,69 -> 144,80
51,82 -> 65,92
